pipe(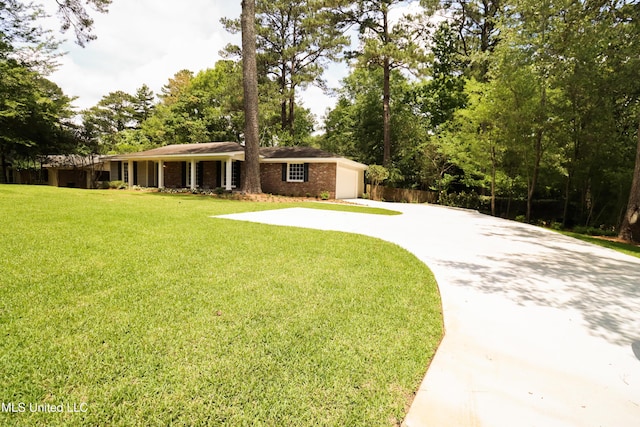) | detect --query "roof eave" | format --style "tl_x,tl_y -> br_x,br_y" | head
260,157 -> 368,169
111,151 -> 246,161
